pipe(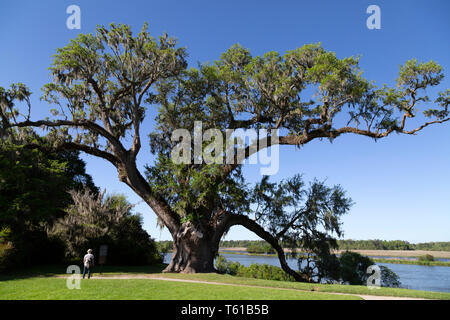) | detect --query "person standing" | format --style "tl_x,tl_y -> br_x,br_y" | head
83,249 -> 95,279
